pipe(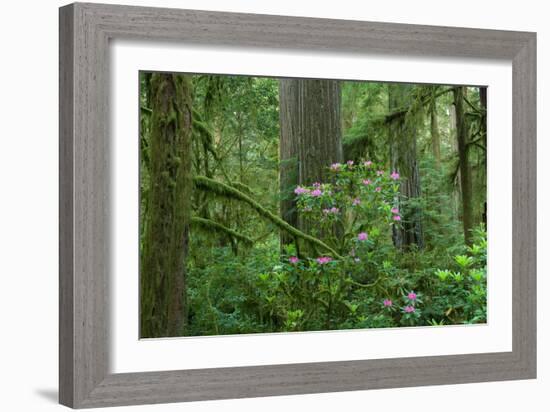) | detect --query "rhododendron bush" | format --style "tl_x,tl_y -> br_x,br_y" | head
294,160 -> 401,254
